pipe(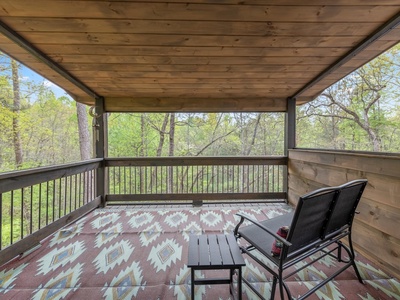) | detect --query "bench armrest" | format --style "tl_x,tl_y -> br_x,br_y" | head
234,213 -> 292,247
